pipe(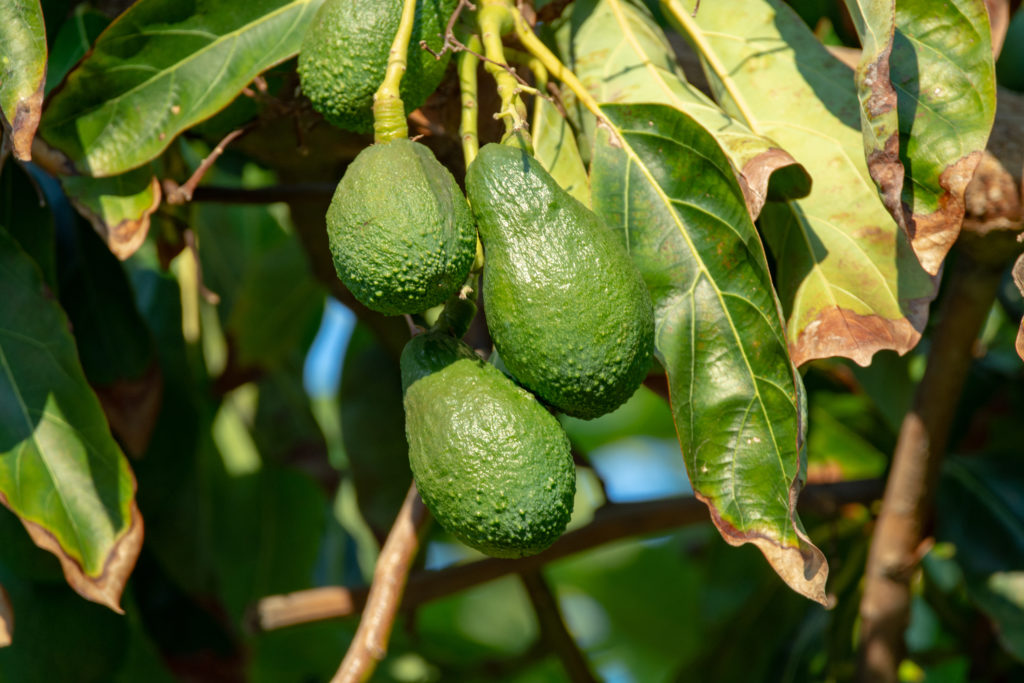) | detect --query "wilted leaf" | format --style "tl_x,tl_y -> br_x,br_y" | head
591,102 -> 827,605
0,228 -> 142,612
557,0 -> 810,217
665,0 -> 937,367
0,0 -> 46,160
39,0 -> 326,177
62,168 -> 162,260
844,0 -> 997,275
